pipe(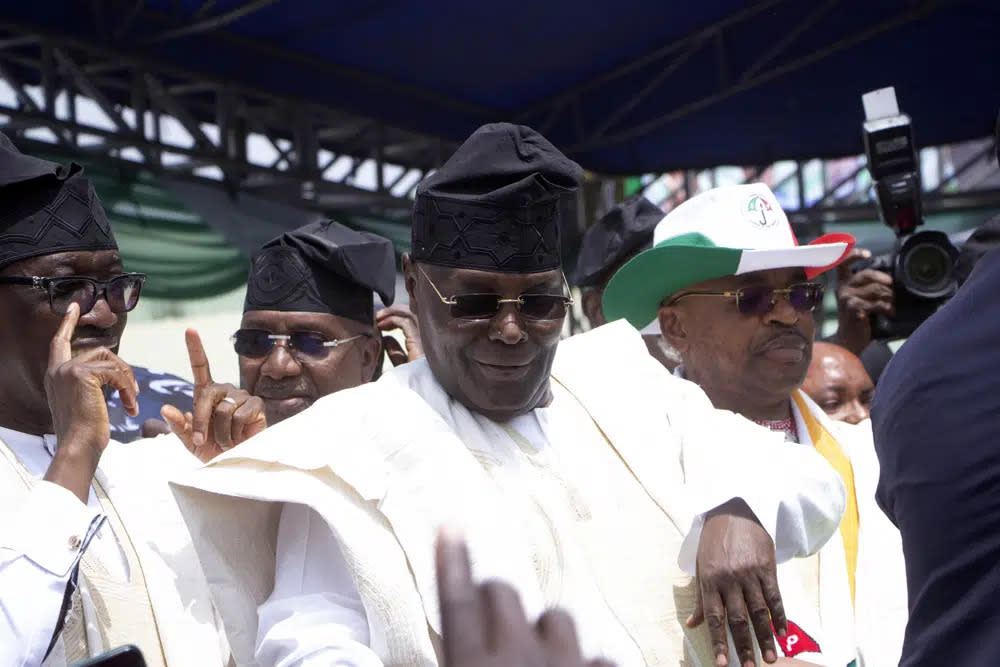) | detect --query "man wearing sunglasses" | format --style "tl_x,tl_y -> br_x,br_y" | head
0,134 -> 229,666
603,182 -> 907,666
158,219 -> 396,461
170,124 -> 846,667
